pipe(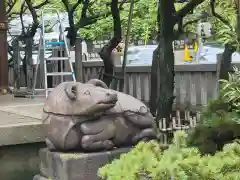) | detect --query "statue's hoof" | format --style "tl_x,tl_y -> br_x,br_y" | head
45,138 -> 56,151
103,140 -> 114,149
